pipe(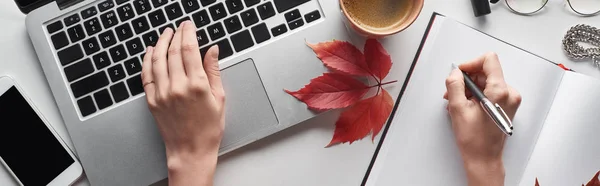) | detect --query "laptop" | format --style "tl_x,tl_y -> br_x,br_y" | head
20,0 -> 350,185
